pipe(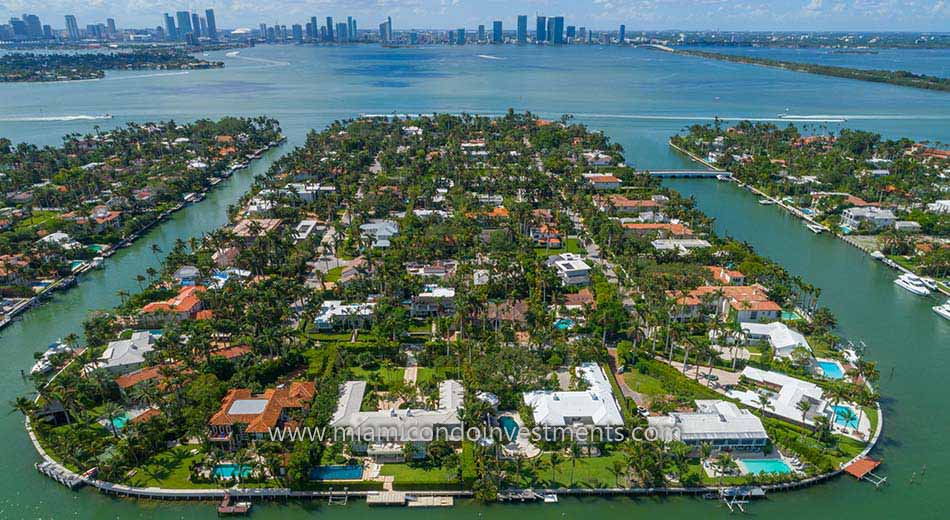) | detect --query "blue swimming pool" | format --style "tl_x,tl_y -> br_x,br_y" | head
110,413 -> 130,430
214,464 -> 253,478
817,360 -> 845,379
499,416 -> 519,441
554,318 -> 575,330
741,459 -> 792,475
310,465 -> 363,481
840,225 -> 853,234
833,405 -> 859,428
